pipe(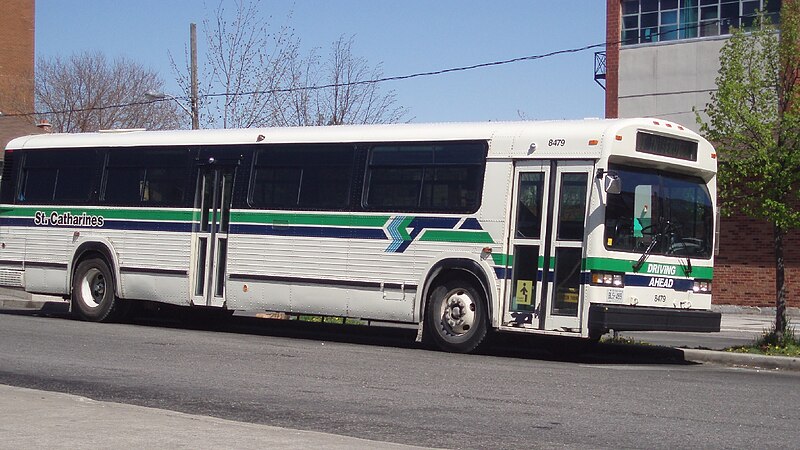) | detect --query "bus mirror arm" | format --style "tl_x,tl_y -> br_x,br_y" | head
596,168 -> 621,195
